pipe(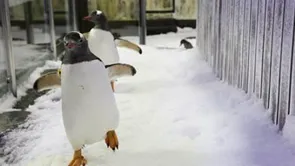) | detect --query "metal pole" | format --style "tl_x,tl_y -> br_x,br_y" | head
24,1 -> 34,44
0,0 -> 17,97
66,0 -> 77,31
71,0 -> 78,31
139,0 -> 146,45
45,0 -> 57,60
